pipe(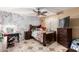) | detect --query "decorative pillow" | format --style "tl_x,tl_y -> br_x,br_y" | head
31,27 -> 36,32
35,28 -> 40,31
41,26 -> 46,31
